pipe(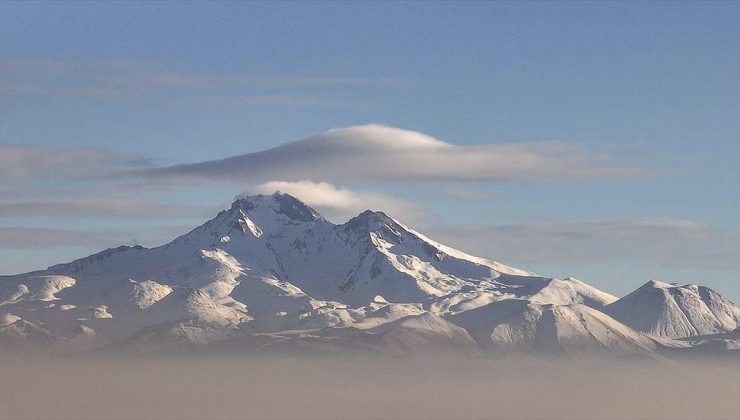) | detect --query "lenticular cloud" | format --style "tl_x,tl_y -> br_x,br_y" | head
142,124 -> 649,184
